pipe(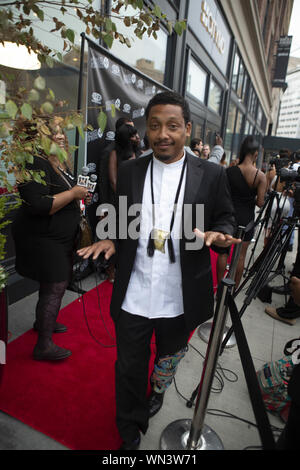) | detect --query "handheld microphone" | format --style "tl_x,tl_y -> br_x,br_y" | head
77,166 -> 90,187
87,174 -> 97,193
